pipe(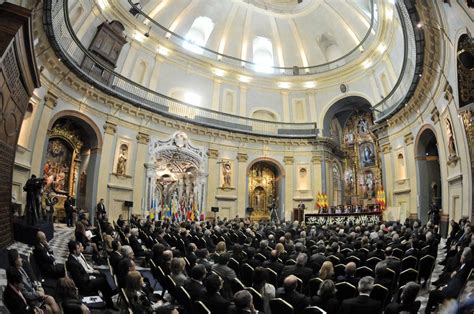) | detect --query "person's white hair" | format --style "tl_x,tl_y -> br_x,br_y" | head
131,228 -> 139,236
